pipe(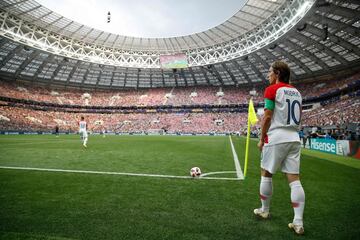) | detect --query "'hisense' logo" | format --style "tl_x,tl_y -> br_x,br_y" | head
311,140 -> 336,153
